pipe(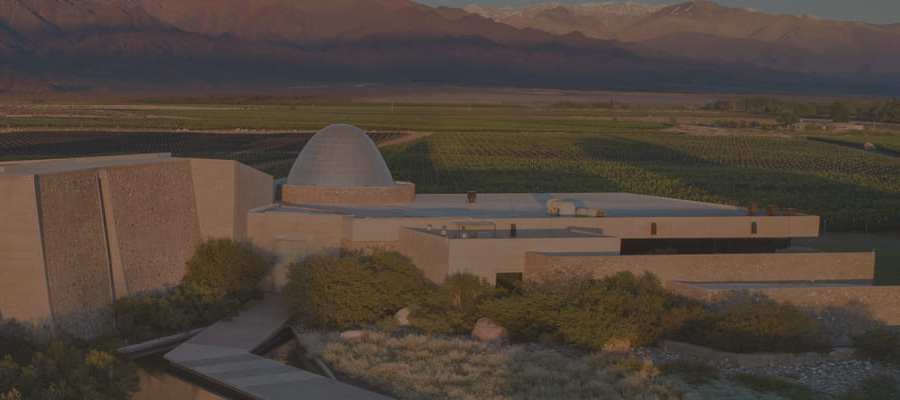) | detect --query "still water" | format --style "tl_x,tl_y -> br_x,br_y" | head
132,357 -> 225,400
